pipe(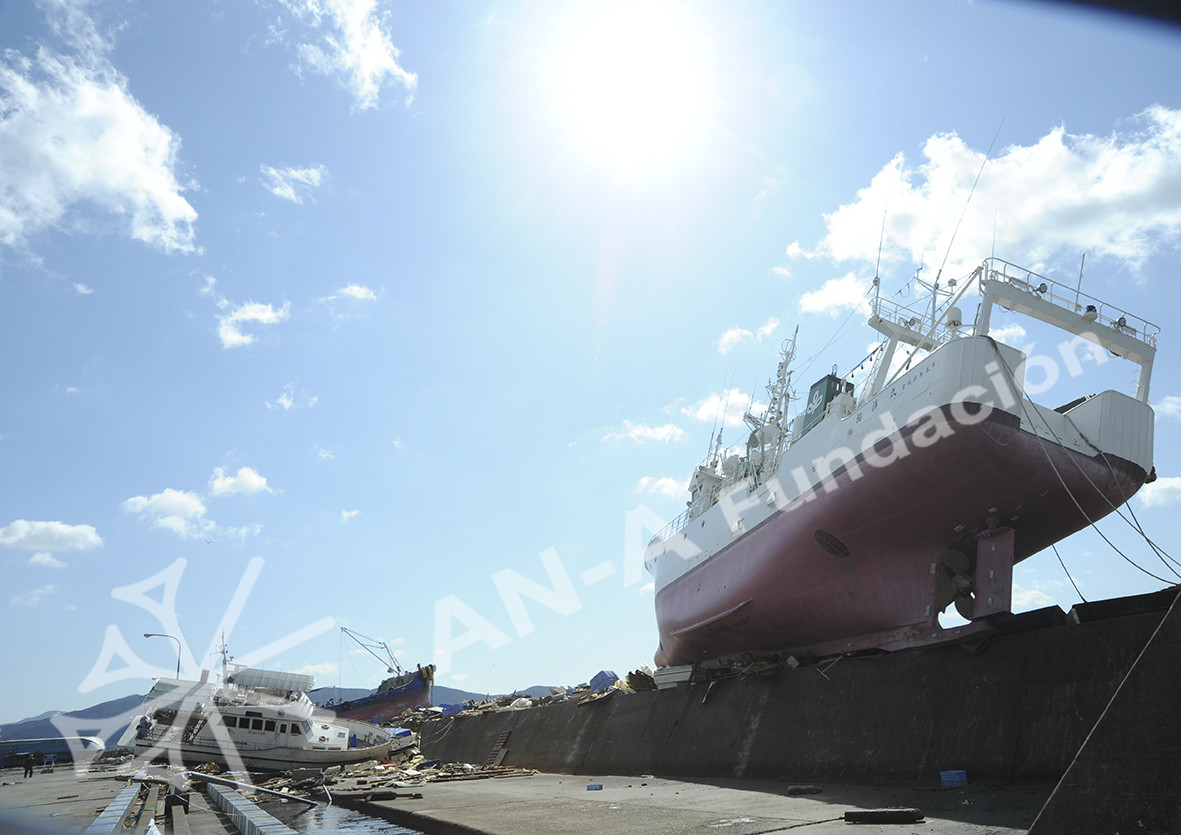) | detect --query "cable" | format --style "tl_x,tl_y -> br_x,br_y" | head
995,367 -> 1181,579
1051,543 -> 1087,603
987,344 -> 1176,584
